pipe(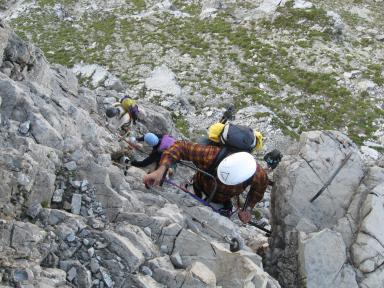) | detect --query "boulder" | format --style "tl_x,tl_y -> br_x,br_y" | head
115,223 -> 159,259
102,230 -> 145,272
267,131 -> 384,288
11,221 -> 46,260
298,229 -> 357,288
148,256 -> 187,288
174,229 -> 270,287
158,223 -> 183,255
352,183 -> 384,273
185,261 -> 216,287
